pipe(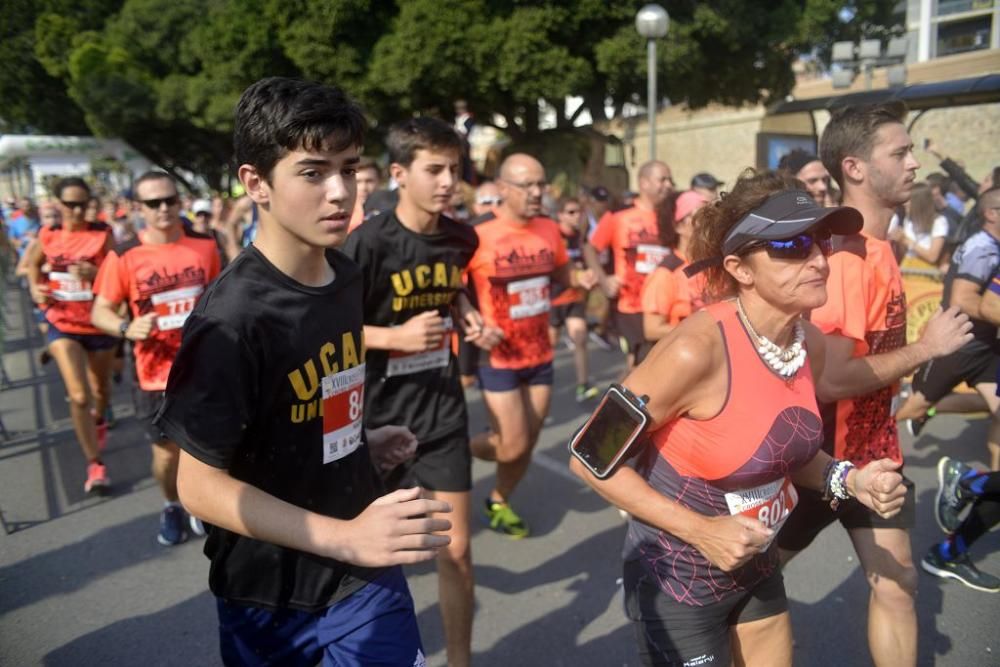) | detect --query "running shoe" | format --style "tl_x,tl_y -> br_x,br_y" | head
588,331 -> 613,351
936,456 -> 974,533
906,408 -> 934,438
96,419 -> 108,452
921,546 -> 1000,593
485,499 -> 529,539
189,514 -> 207,537
158,505 -> 189,546
576,384 -> 600,402
84,461 -> 110,495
